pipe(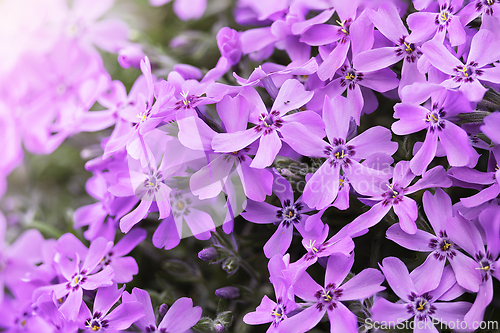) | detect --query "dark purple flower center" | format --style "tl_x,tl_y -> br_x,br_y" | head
453,62 -> 483,83
407,292 -> 435,321
396,37 -> 422,63
475,251 -> 496,282
143,171 -> 164,195
429,230 -> 456,260
314,283 -> 343,311
255,110 -> 283,135
66,270 -> 87,291
224,147 -> 250,163
426,104 -> 446,132
382,183 -> 405,205
271,299 -> 287,327
436,3 -> 454,30
324,138 -> 355,168
339,65 -> 364,90
85,312 -> 109,331
100,251 -> 113,267
276,199 -> 303,227
174,91 -> 202,110
336,18 -> 352,44
476,0 -> 499,15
